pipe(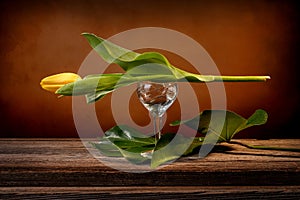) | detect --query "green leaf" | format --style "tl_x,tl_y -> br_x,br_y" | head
170,109 -> 268,143
56,73 -> 124,96
92,138 -> 152,164
81,33 -> 270,82
56,33 -> 270,101
151,133 -> 195,168
183,137 -> 204,156
91,110 -> 268,167
102,125 -> 155,164
91,138 -> 122,157
57,65 -> 179,103
116,147 -> 151,164
104,125 -> 155,145
81,33 -> 139,71
82,33 -> 176,74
